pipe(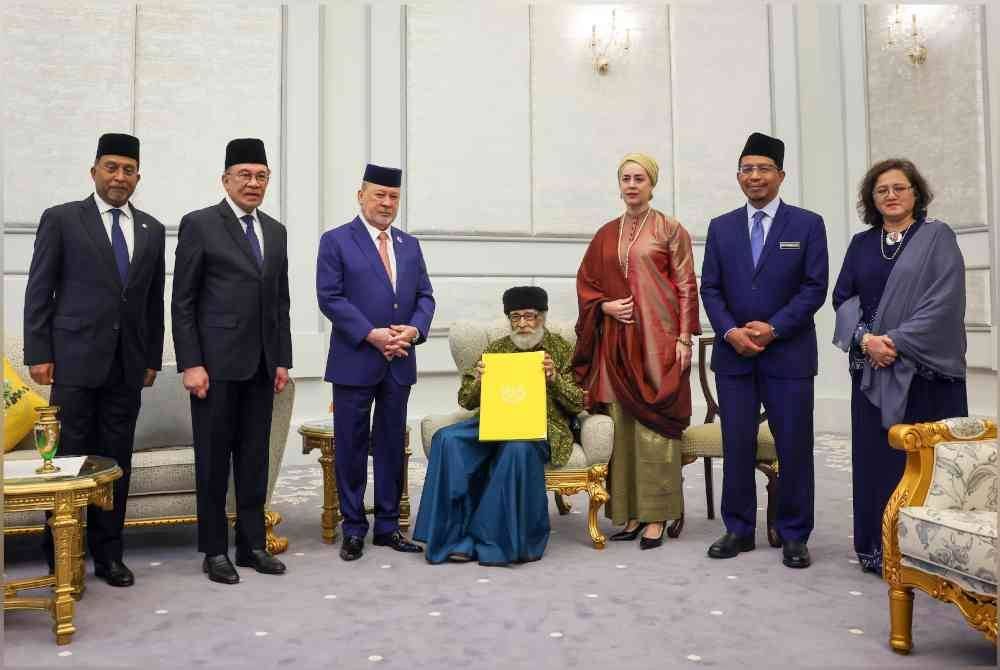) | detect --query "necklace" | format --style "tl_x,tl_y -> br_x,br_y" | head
617,208 -> 651,277
880,223 -> 911,261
